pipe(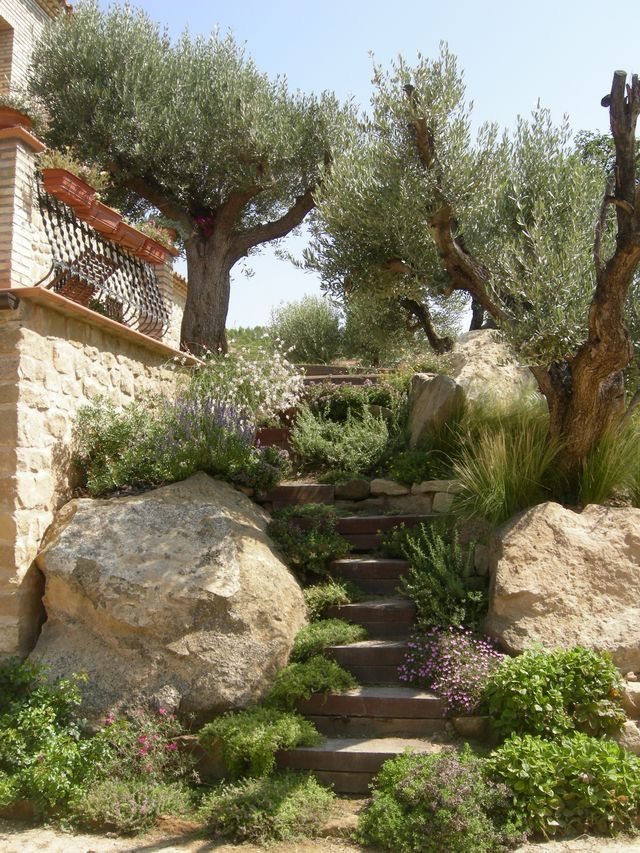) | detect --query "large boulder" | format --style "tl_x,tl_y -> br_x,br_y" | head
32,473 -> 306,723
408,373 -> 465,448
485,502 -> 640,671
450,329 -> 537,402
